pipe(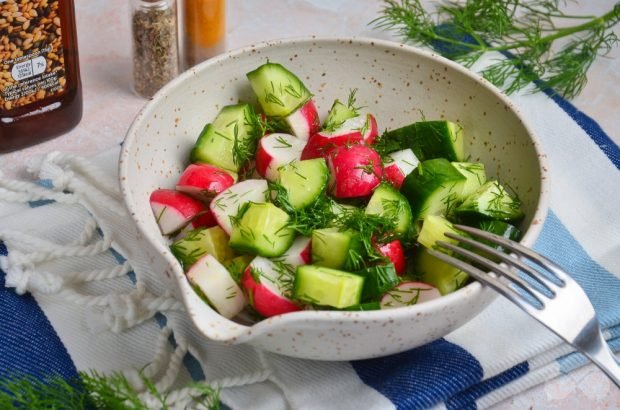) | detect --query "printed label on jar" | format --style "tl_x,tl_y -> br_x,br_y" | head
0,0 -> 66,111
